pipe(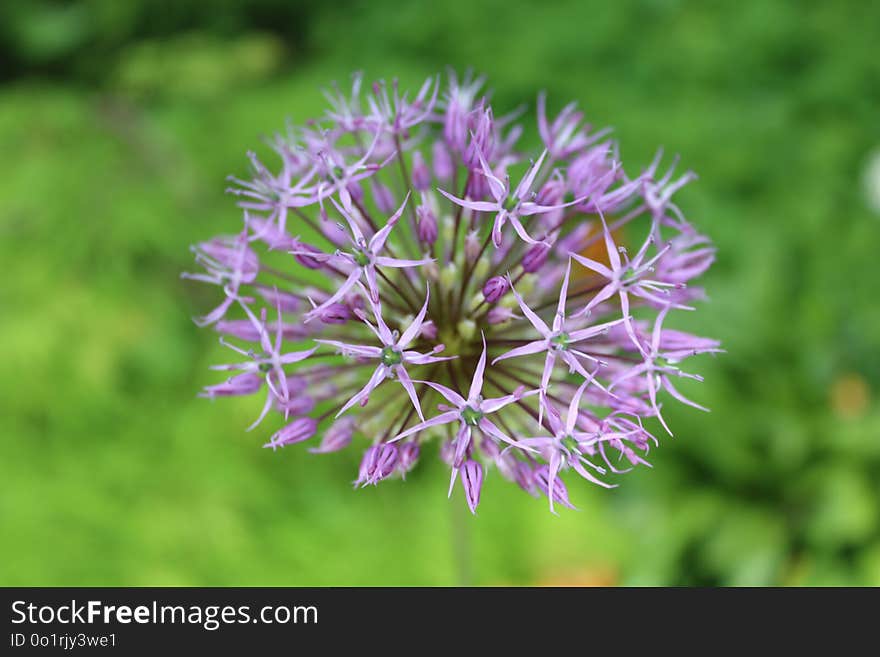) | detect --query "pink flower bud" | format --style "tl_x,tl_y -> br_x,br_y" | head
522,243 -> 550,273
264,417 -> 317,449
276,395 -> 315,417
294,243 -> 324,270
398,442 -> 421,475
309,417 -> 356,454
319,303 -> 350,324
411,151 -> 431,191
256,287 -> 301,313
215,319 -> 307,341
460,459 -> 484,514
371,181 -> 396,214
482,276 -> 508,303
419,320 -> 438,340
464,230 -> 481,264
199,373 -> 262,399
416,205 -> 438,245
487,306 -> 516,325
533,465 -> 576,511
198,238 -> 259,281
479,438 -> 500,459
356,444 -> 399,486
432,140 -> 454,181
